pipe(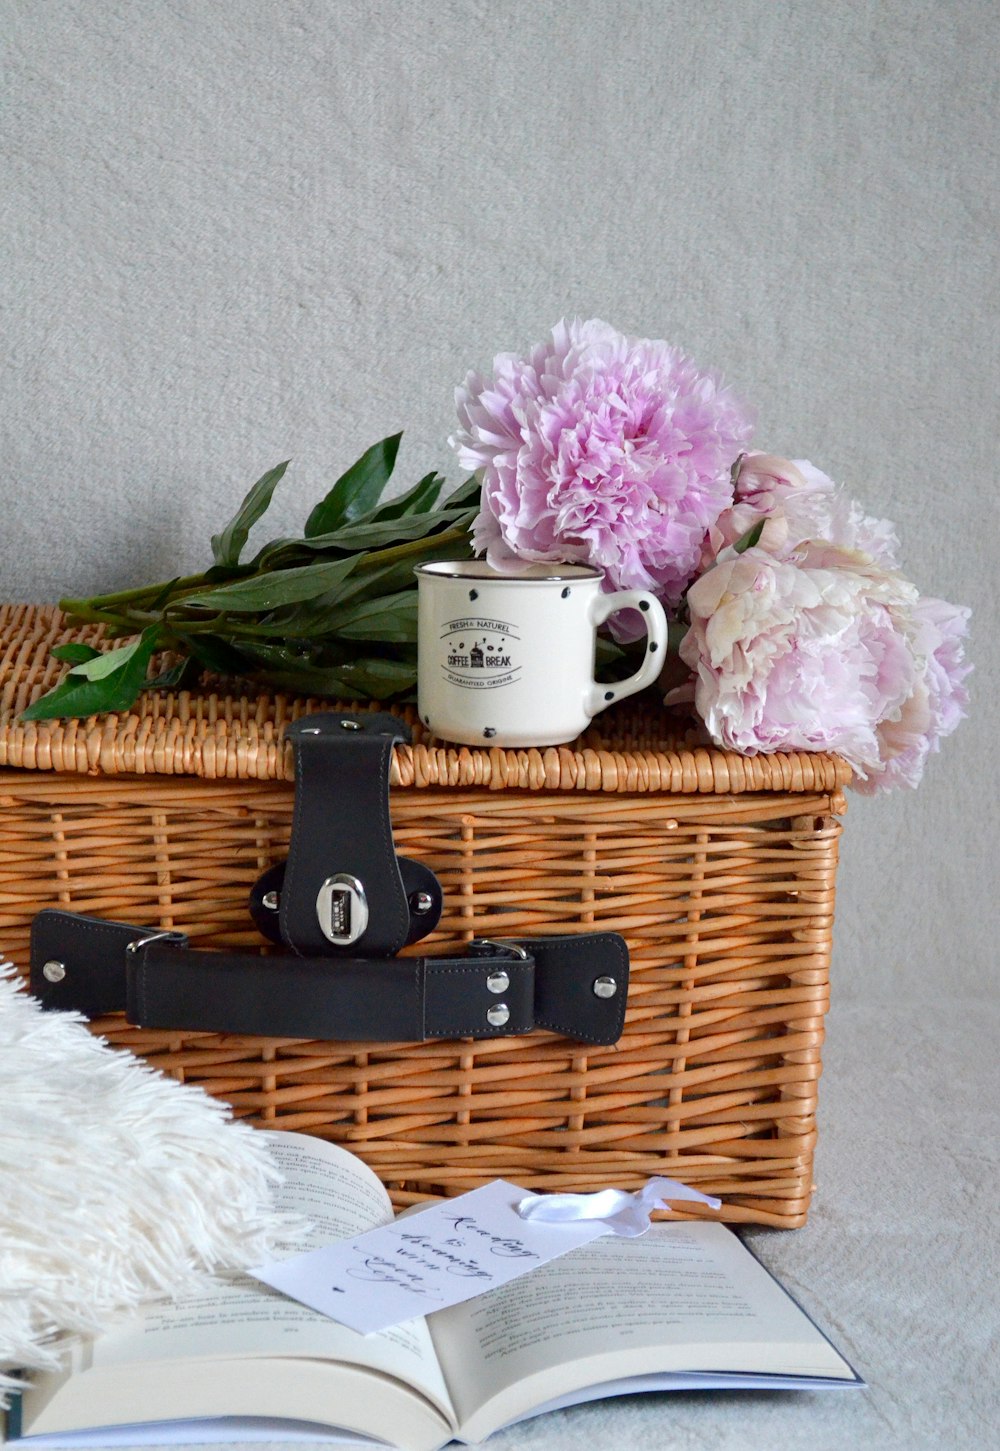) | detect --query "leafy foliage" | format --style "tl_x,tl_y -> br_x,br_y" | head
28,437 -> 479,720
210,461 -> 290,568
